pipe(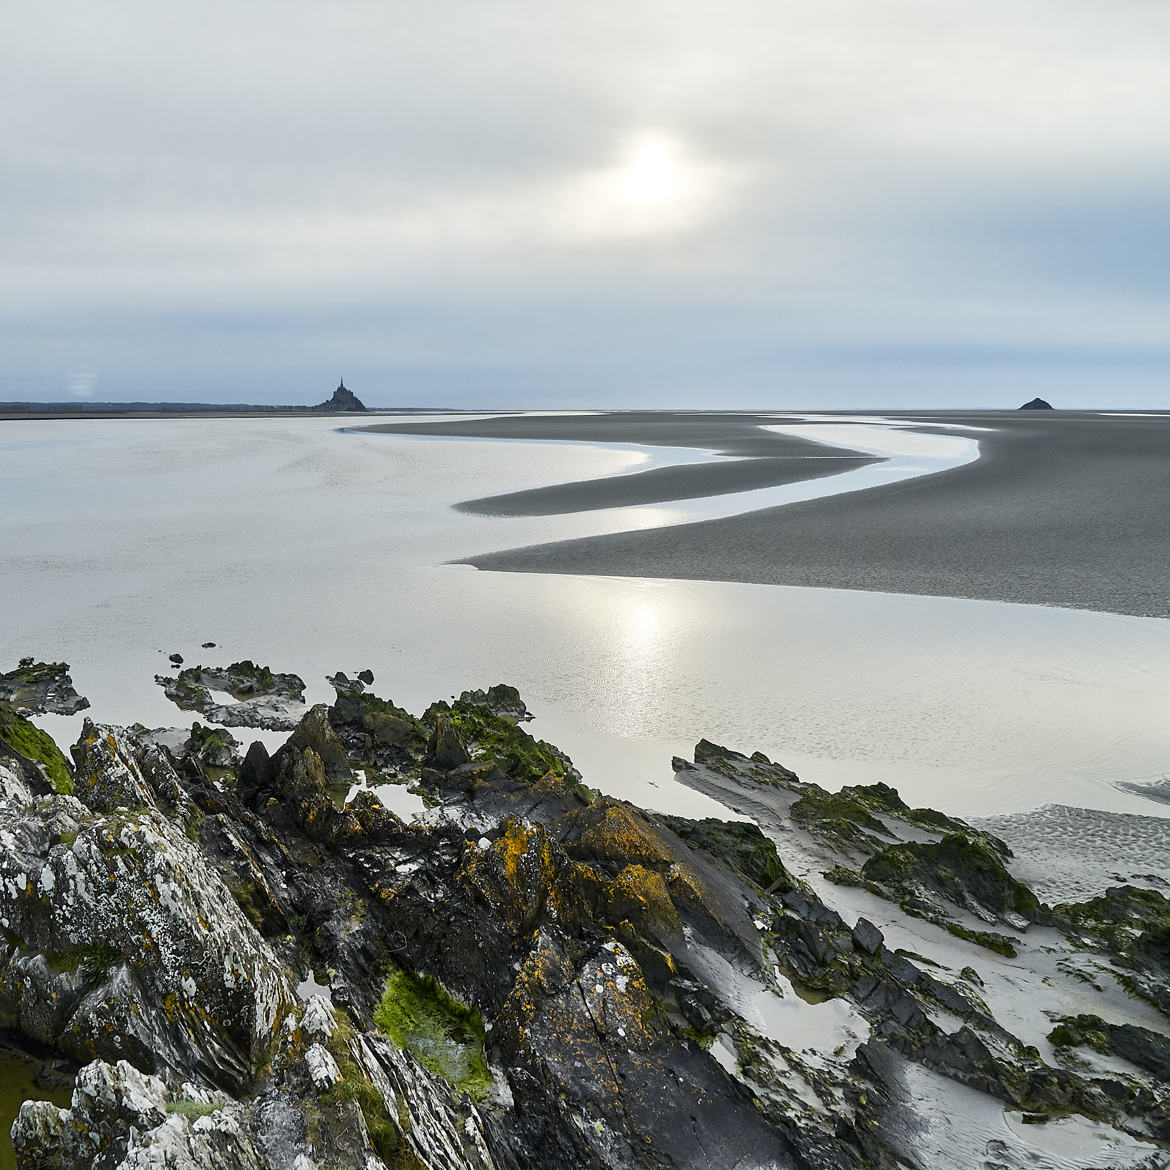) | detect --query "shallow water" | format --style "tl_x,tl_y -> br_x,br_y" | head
0,1053 -> 72,1170
2,414 -> 1168,821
